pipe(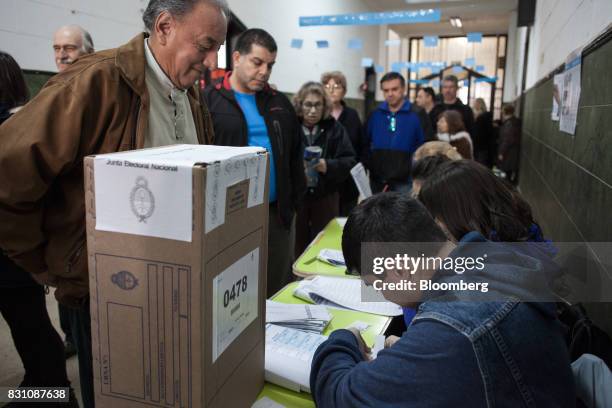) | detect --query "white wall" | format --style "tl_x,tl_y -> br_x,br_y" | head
504,0 -> 612,97
503,11 -> 528,102
0,0 -> 147,72
525,0 -> 612,88
227,0 -> 379,99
